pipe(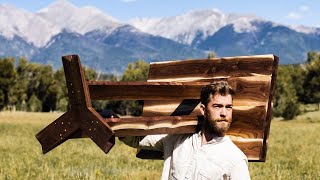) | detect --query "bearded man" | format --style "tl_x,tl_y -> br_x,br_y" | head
120,81 -> 251,180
